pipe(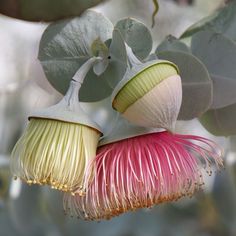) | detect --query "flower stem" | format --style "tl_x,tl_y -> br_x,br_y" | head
64,57 -> 102,104
125,44 -> 142,68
